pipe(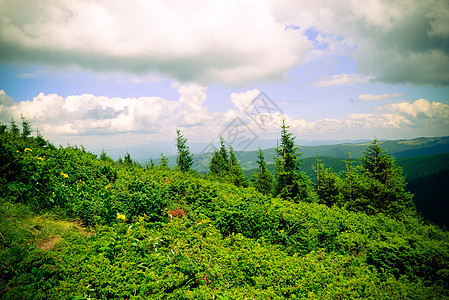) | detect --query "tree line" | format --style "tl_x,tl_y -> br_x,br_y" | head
4,115 -> 414,219
166,118 -> 415,218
